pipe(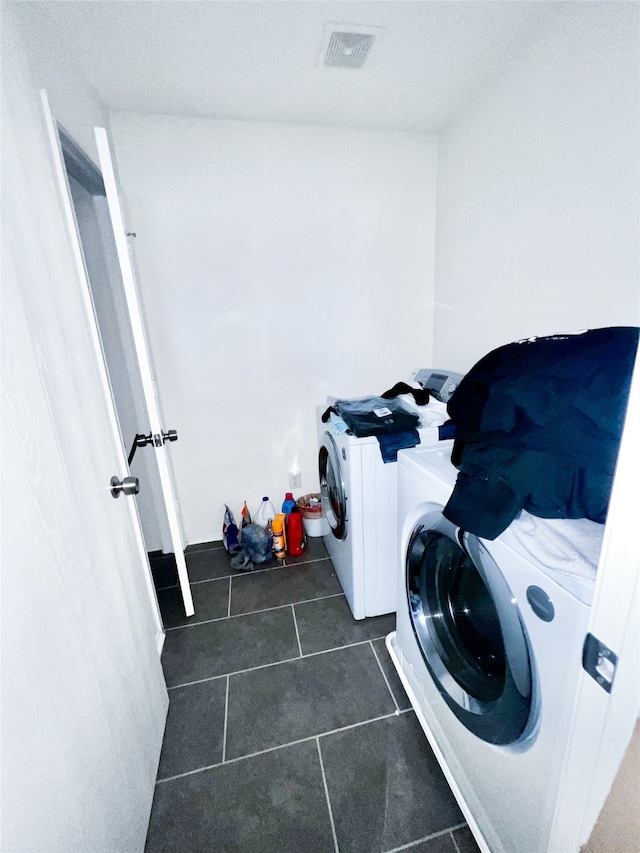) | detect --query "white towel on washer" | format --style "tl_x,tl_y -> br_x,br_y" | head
399,395 -> 450,426
508,511 -> 603,581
